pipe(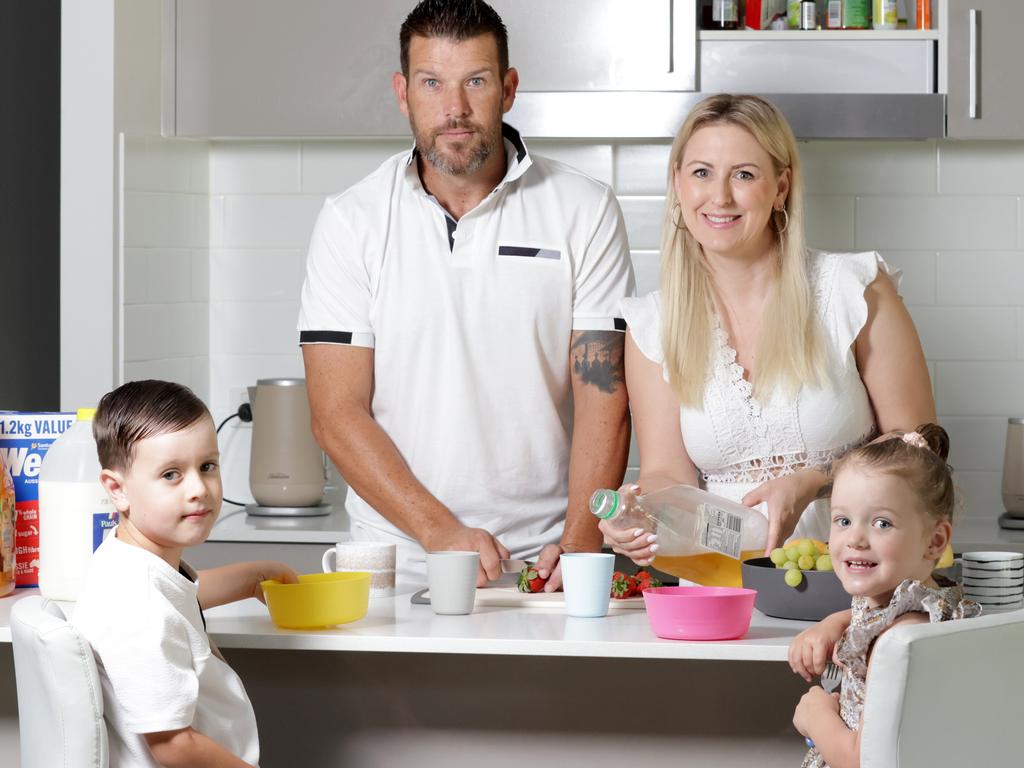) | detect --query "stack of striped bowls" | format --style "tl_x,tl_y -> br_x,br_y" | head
961,551 -> 1024,611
